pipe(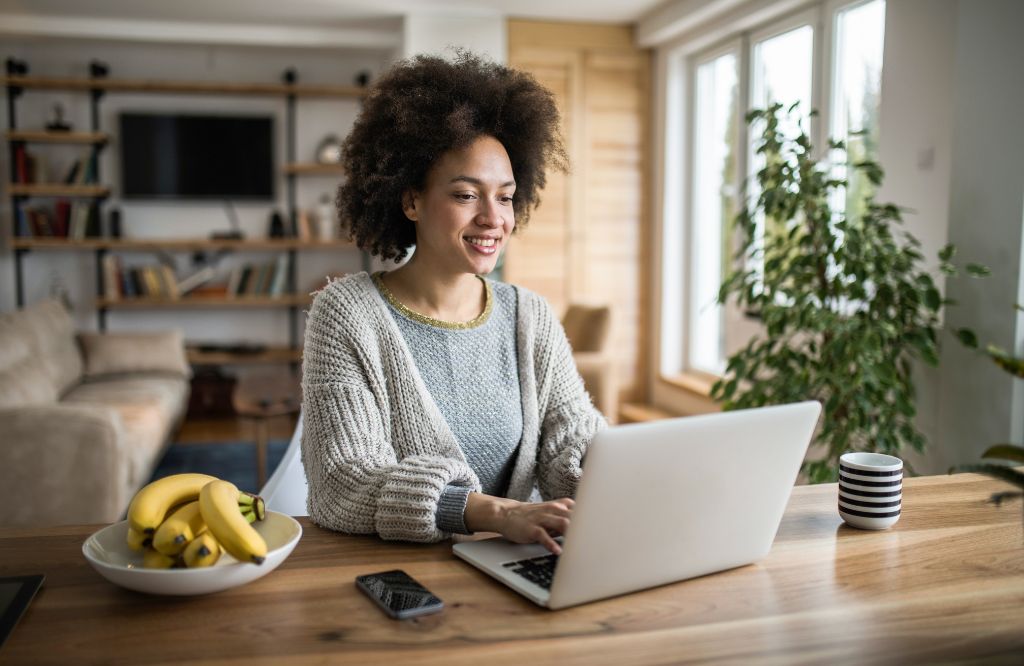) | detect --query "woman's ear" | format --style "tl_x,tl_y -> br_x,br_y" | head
401,190 -> 419,222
